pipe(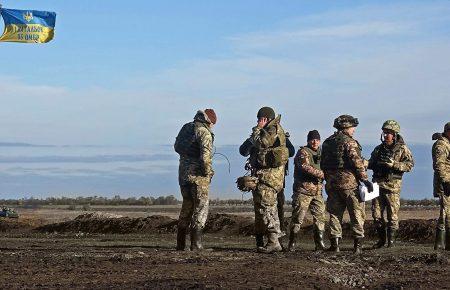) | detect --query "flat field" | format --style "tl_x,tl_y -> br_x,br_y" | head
0,205 -> 448,289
